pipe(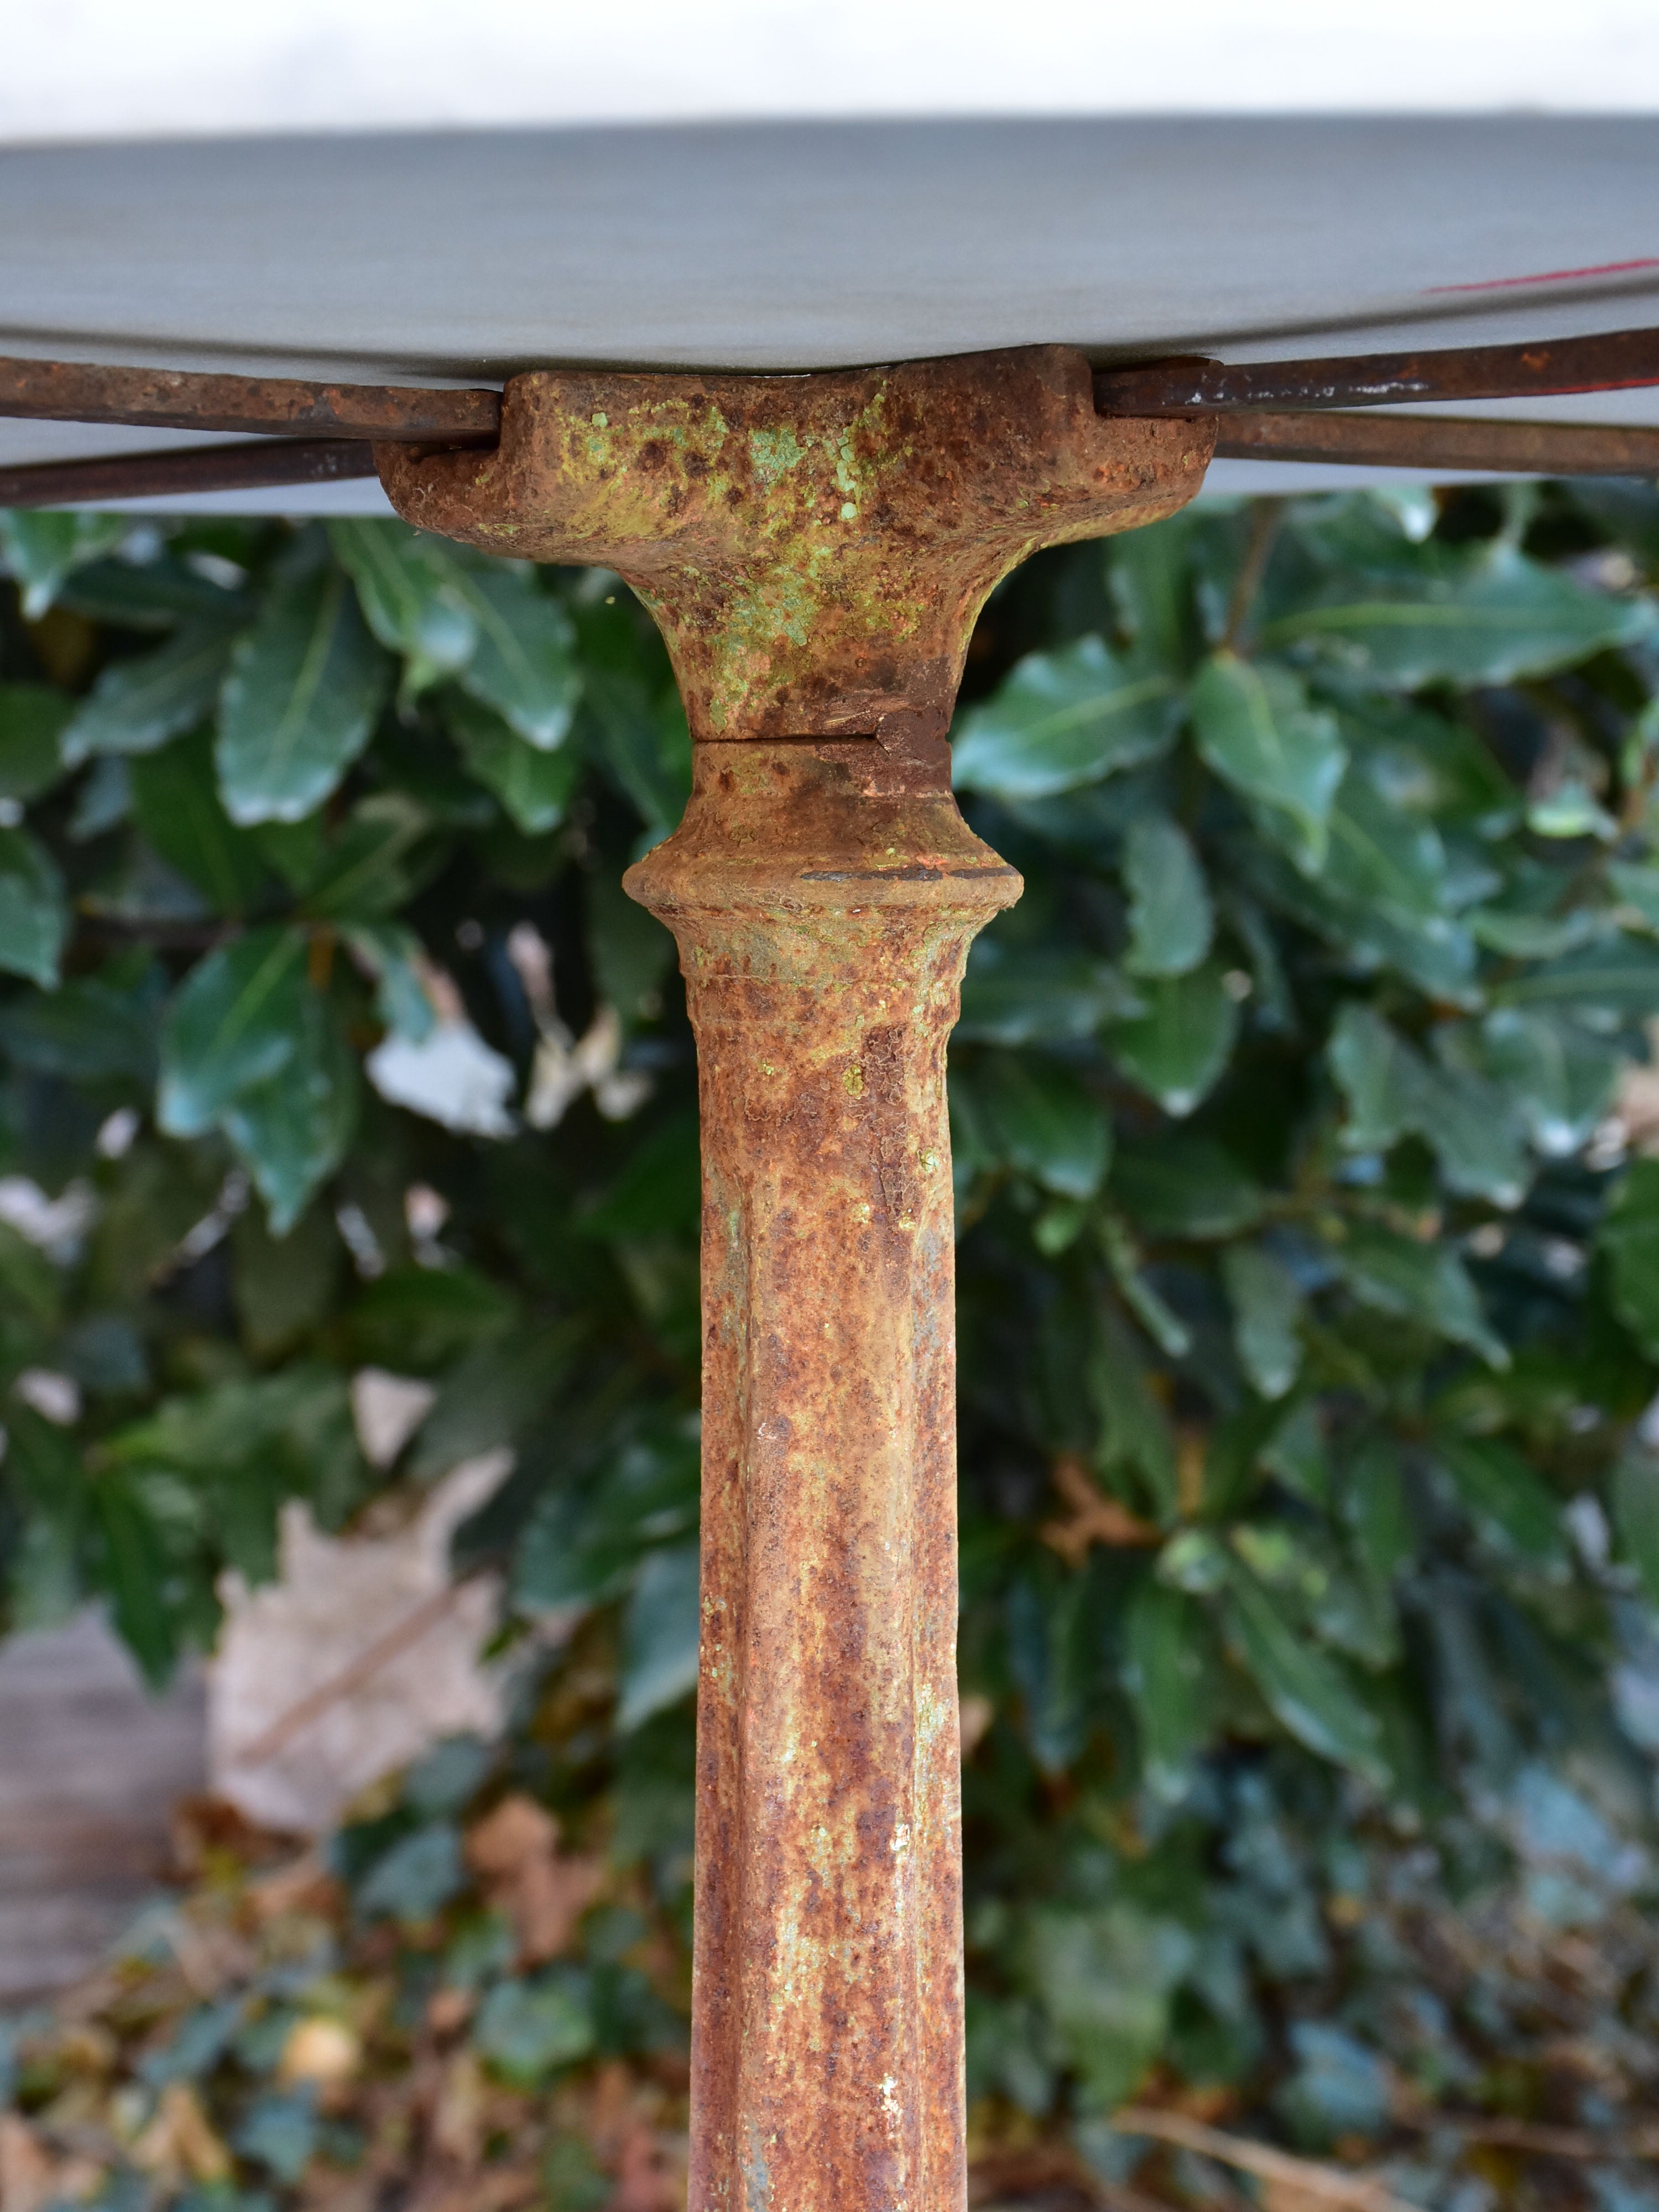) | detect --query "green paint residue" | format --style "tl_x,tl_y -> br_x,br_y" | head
749,426 -> 806,487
